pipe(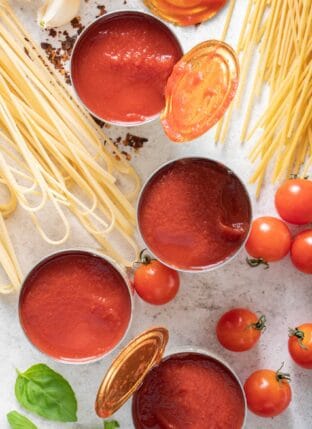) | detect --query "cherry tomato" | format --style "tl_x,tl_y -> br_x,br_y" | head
134,251 -> 180,305
216,308 -> 266,352
246,216 -> 291,263
288,324 -> 312,369
290,230 -> 312,274
244,367 -> 292,418
275,178 -> 312,225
